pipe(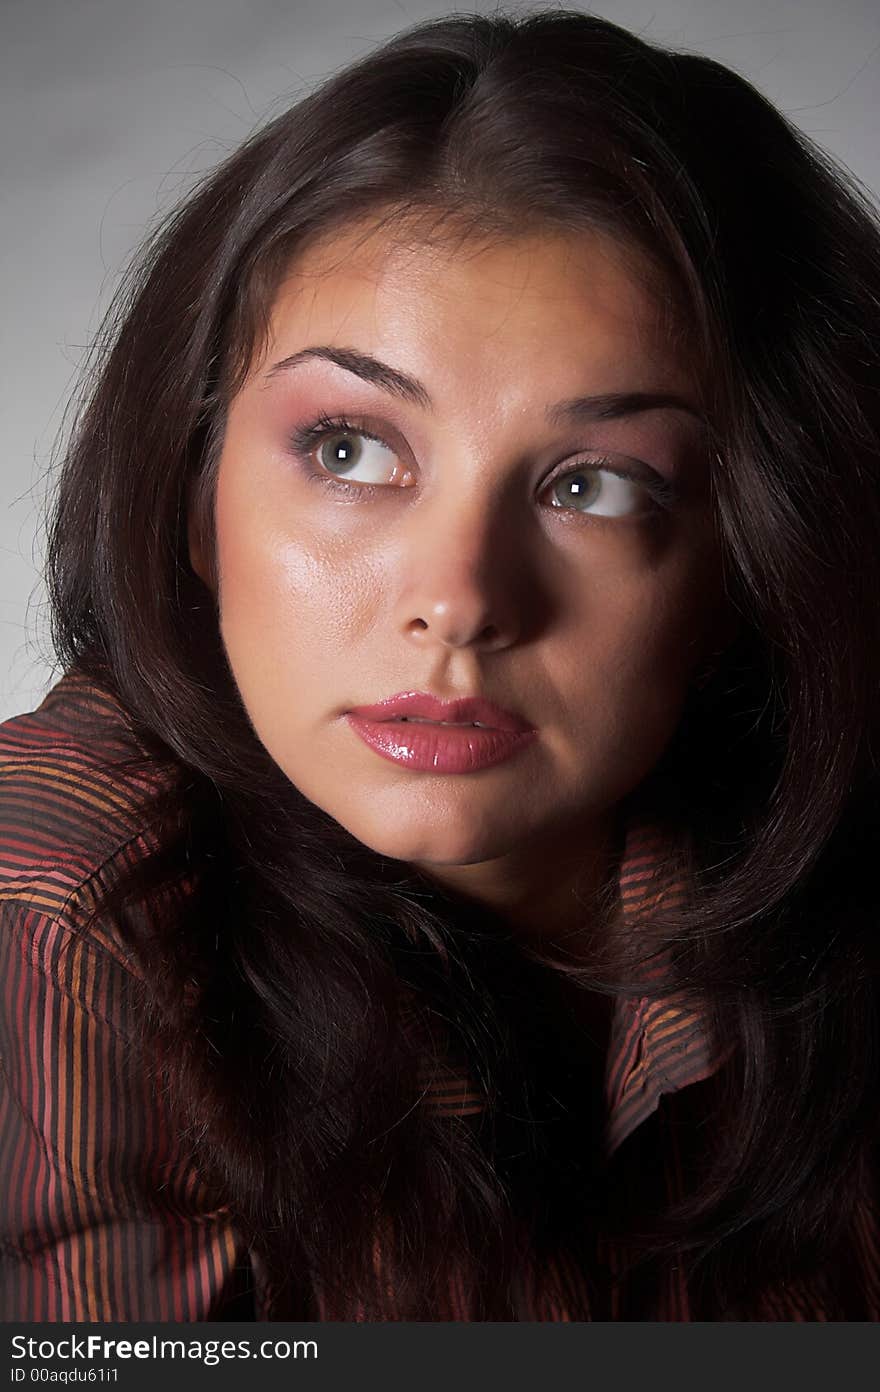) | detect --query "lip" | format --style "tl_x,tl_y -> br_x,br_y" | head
347,691 -> 533,732
345,691 -> 537,774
